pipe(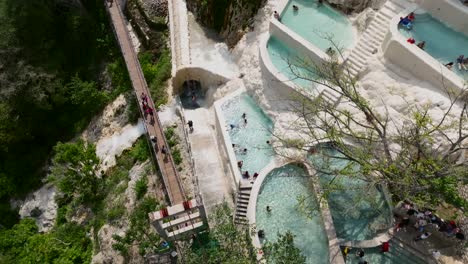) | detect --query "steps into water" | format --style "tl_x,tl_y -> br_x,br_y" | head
234,185 -> 252,225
